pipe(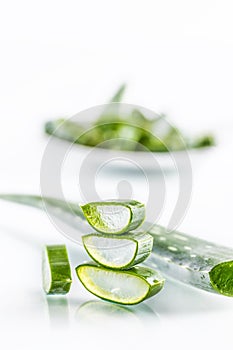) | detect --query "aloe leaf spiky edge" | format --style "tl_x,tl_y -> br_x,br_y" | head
81,200 -> 145,234
76,262 -> 164,305
0,194 -> 232,296
82,232 -> 153,269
